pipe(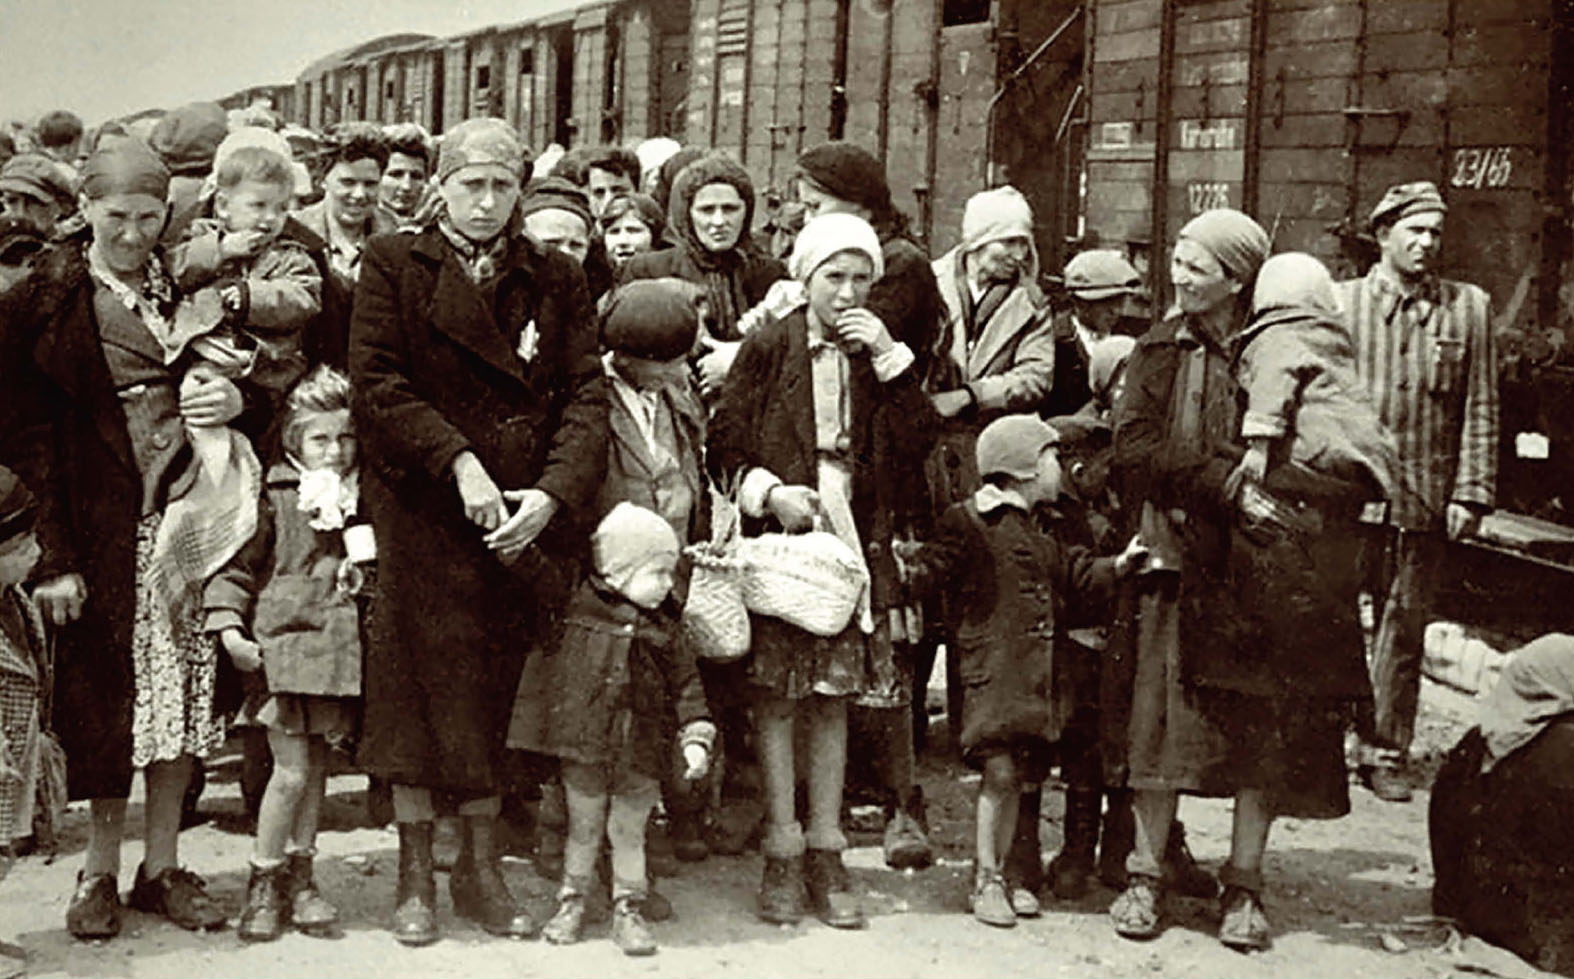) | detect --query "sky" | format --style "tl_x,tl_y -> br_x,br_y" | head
0,0 -> 583,126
